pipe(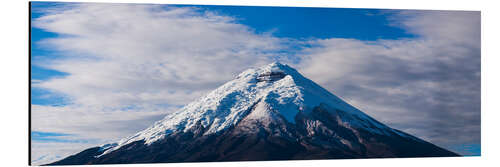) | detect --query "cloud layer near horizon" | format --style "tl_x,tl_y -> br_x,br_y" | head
31,3 -> 480,164
297,11 -> 480,148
